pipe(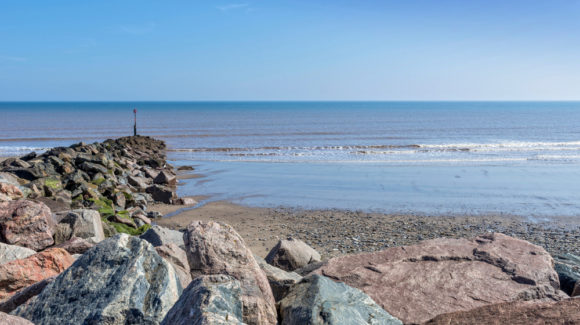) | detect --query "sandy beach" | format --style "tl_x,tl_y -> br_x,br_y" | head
151,198 -> 580,259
